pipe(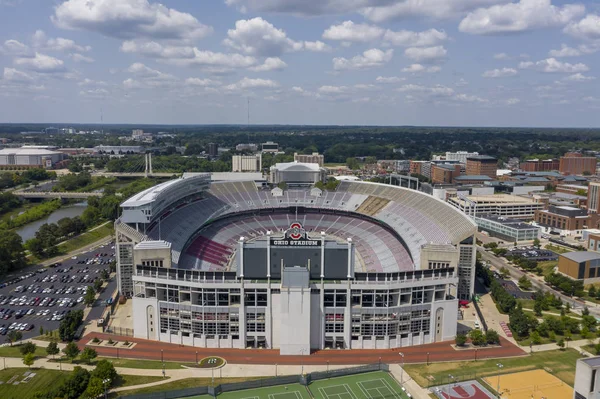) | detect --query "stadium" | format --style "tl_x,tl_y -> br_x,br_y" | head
115,169 -> 477,355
